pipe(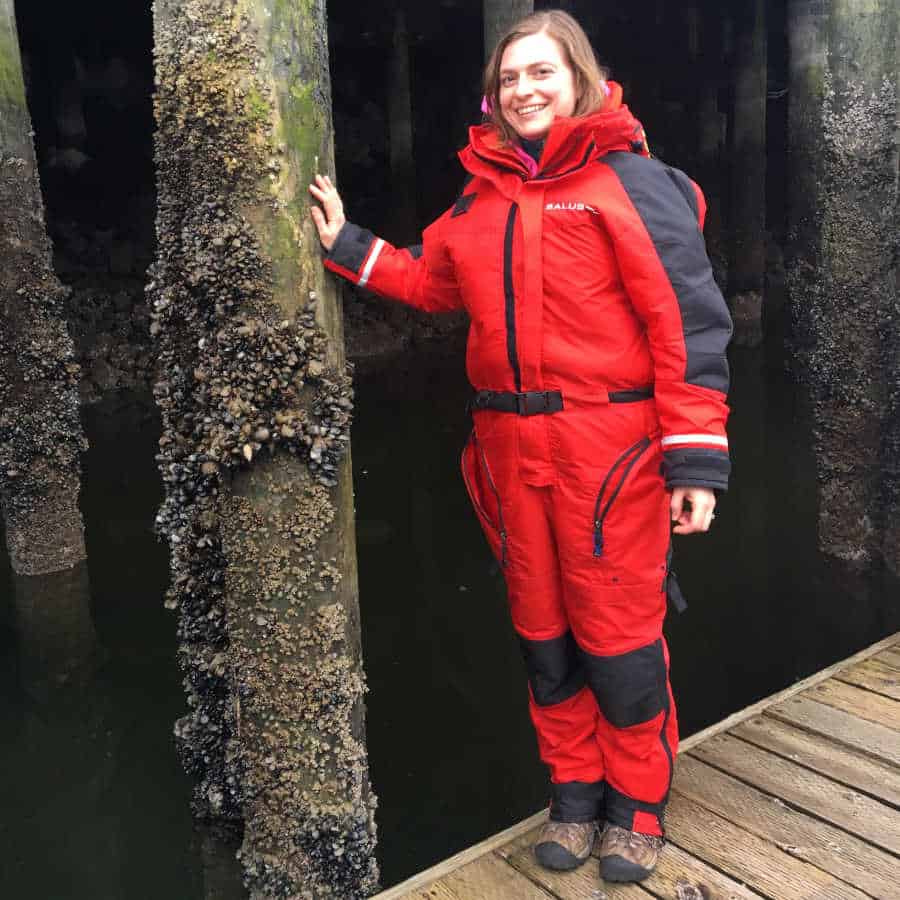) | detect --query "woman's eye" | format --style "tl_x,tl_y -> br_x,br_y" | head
537,68 -> 554,77
501,76 -> 516,87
